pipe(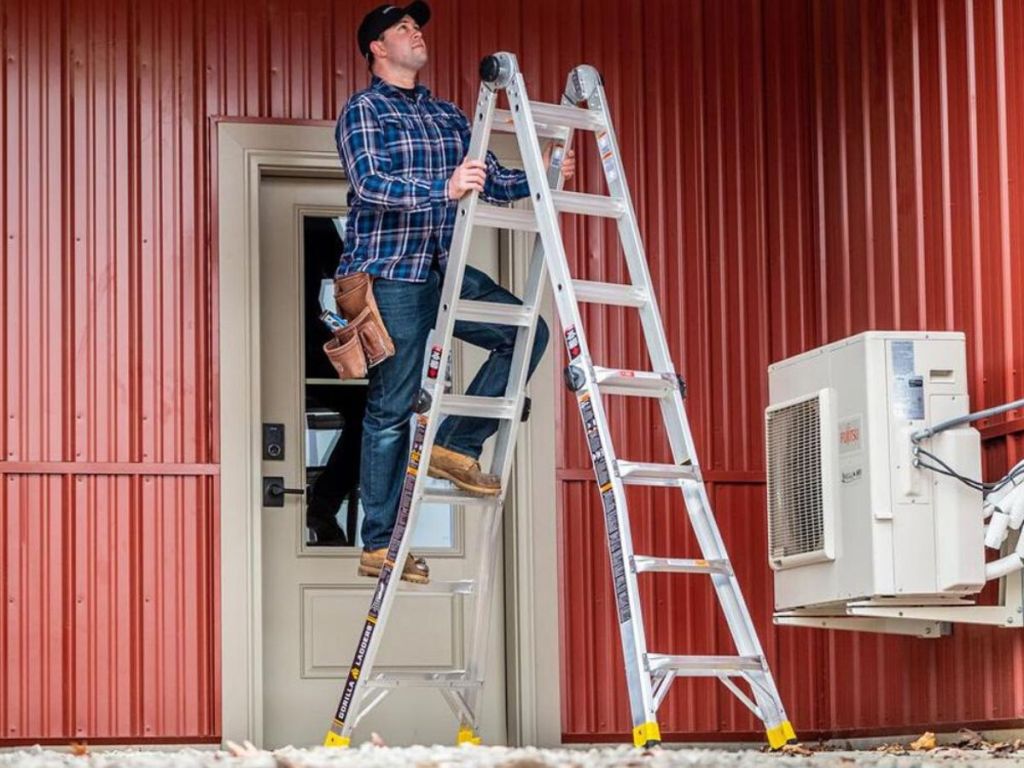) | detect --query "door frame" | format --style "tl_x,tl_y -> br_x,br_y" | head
215,119 -> 562,748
